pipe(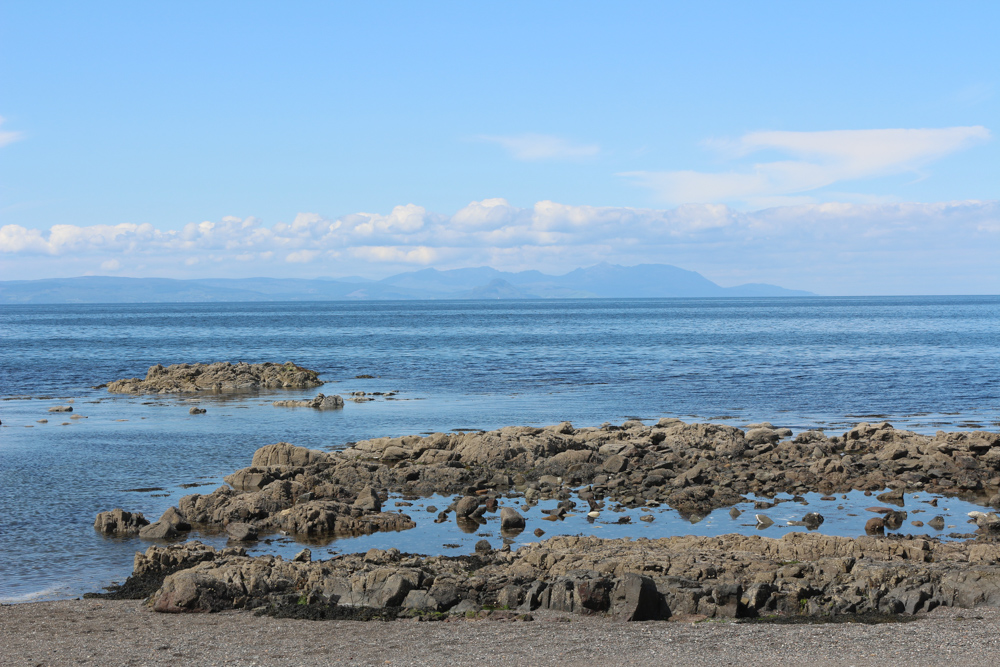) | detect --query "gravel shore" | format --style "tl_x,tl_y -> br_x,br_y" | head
3,600 -> 999,666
